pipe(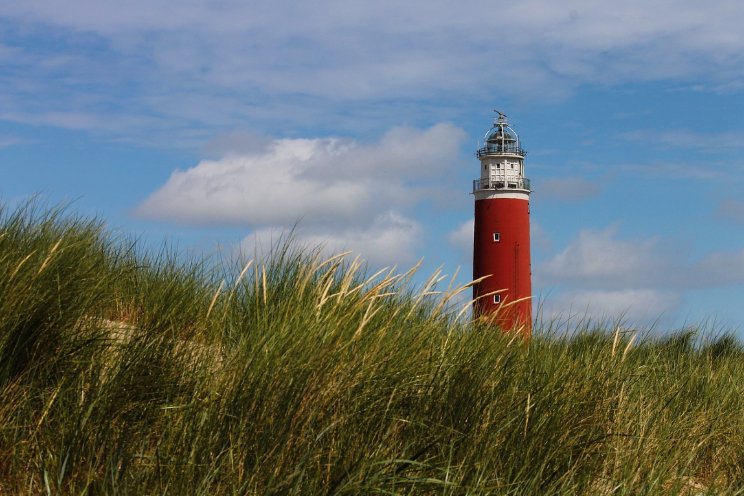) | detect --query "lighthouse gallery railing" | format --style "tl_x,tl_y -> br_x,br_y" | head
473,177 -> 531,193
475,144 -> 526,157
